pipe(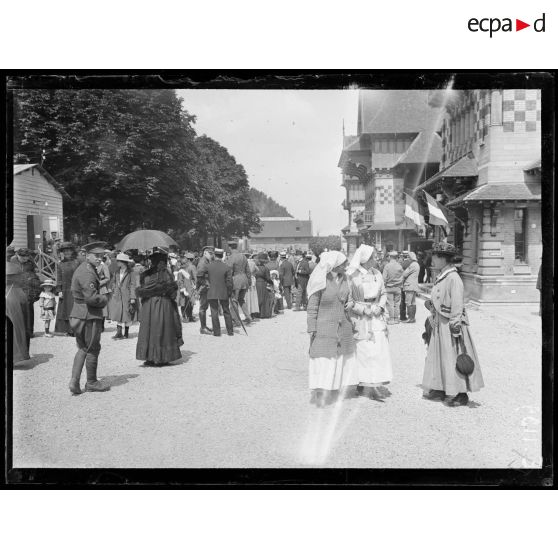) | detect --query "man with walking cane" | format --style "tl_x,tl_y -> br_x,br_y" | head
226,240 -> 252,327
206,248 -> 235,337
196,246 -> 215,335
